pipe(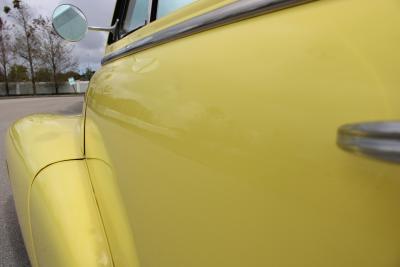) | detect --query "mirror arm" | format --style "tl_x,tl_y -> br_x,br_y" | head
88,19 -> 119,35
